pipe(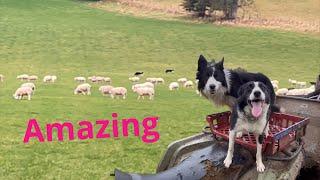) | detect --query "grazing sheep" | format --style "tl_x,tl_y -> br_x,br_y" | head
28,75 -> 38,81
110,87 -> 127,99
132,82 -> 154,91
276,88 -> 289,95
43,75 -> 57,83
99,85 -> 114,96
21,82 -> 36,93
271,80 -> 279,89
88,76 -> 95,82
74,83 -> 91,95
178,78 -> 187,84
169,82 -> 179,91
196,89 -> 202,96
184,80 -> 194,88
0,74 -> 4,82
288,79 -> 297,86
129,76 -> 140,82
13,86 -> 33,100
74,76 -> 86,83
134,87 -> 155,100
43,75 -> 52,82
17,74 -> 29,81
96,76 -> 104,82
296,81 -> 307,89
286,86 -> 315,96
103,77 -> 112,83
146,77 -> 157,84
155,78 -> 165,84
51,75 -> 57,82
